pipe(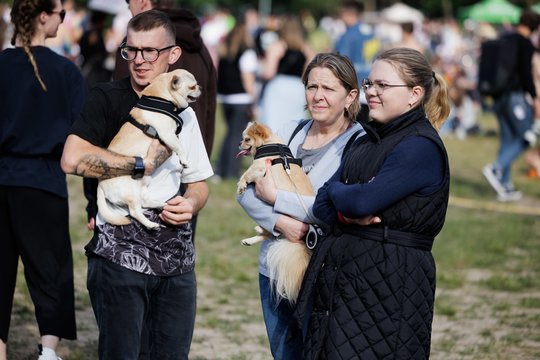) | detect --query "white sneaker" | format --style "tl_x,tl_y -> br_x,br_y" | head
482,164 -> 506,196
37,346 -> 62,360
496,184 -> 522,202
